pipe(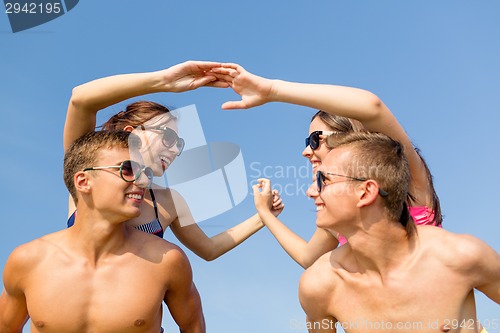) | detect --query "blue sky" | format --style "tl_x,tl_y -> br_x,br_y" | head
1,1 -> 499,332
